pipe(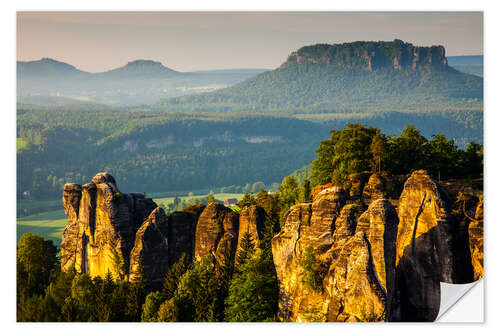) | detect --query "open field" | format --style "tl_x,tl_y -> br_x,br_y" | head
17,209 -> 67,247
